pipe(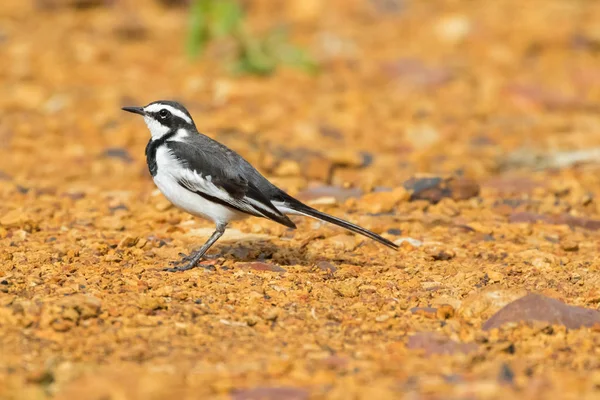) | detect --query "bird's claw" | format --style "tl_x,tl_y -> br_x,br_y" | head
163,263 -> 216,273
169,253 -> 193,266
170,252 -> 217,266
